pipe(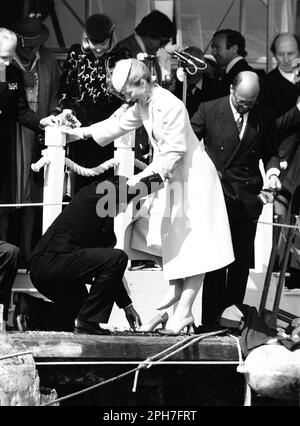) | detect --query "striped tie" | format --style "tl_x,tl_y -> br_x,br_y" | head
236,114 -> 244,135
